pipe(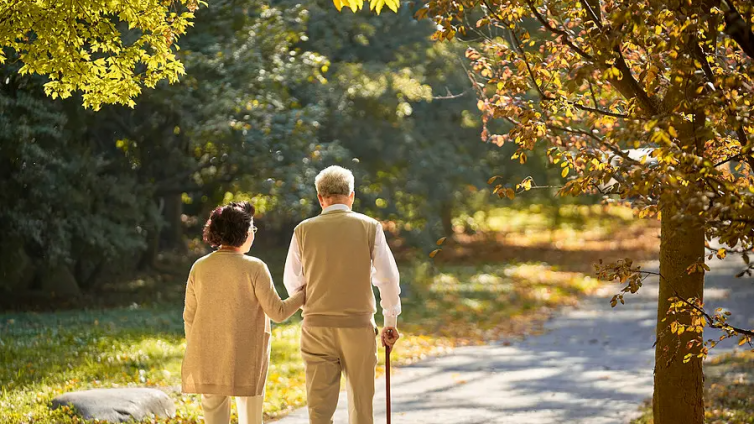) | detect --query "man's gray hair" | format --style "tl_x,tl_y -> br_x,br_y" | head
315,166 -> 355,197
